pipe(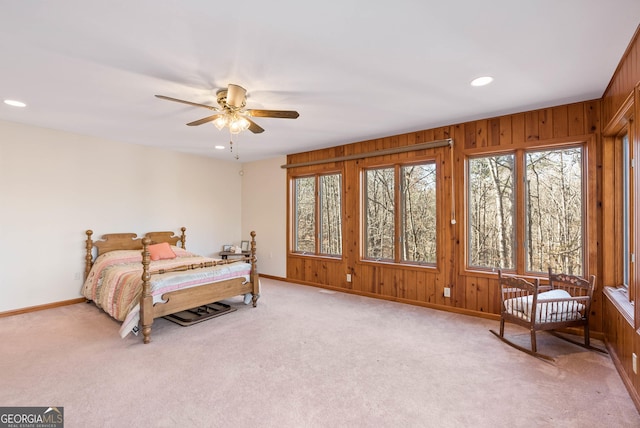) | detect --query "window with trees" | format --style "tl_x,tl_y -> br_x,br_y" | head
468,146 -> 585,275
468,154 -> 515,269
525,147 -> 583,275
364,162 -> 437,264
292,173 -> 342,256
